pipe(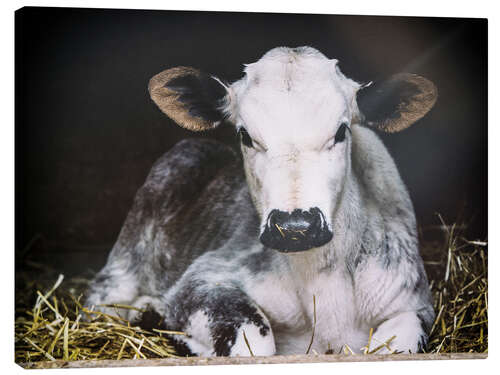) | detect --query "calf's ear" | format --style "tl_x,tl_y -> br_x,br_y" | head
357,73 -> 437,133
148,66 -> 228,131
